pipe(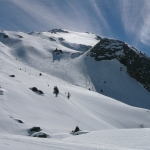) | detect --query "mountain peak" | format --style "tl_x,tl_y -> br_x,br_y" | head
90,38 -> 150,92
